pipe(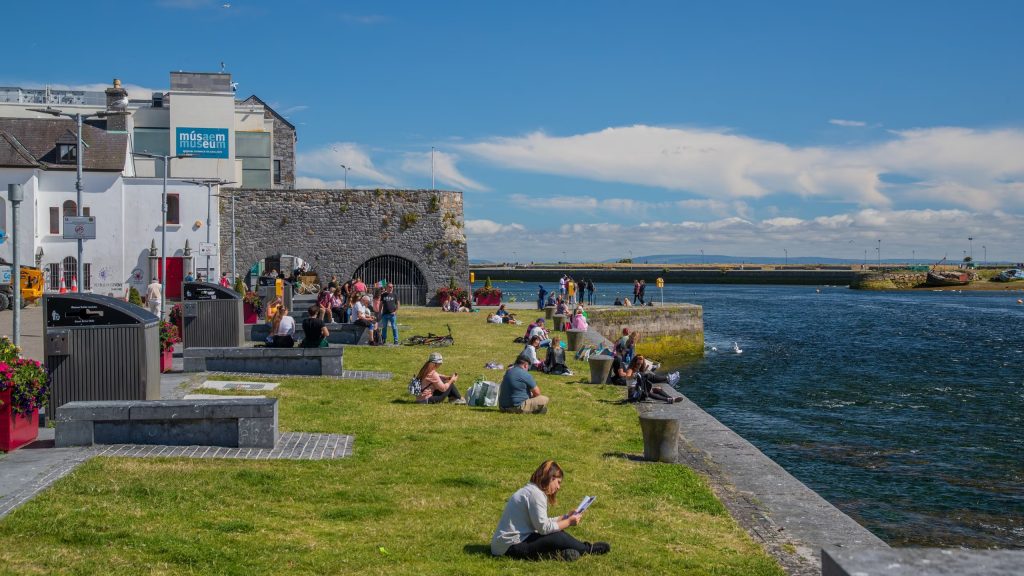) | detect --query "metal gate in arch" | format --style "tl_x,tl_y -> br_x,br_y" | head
353,255 -> 427,305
